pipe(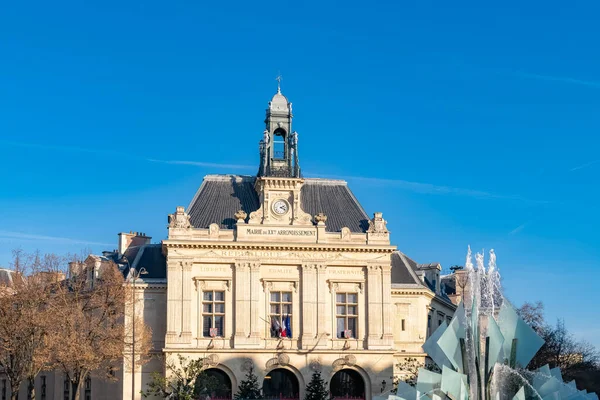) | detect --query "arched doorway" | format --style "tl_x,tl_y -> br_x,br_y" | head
330,369 -> 365,399
263,368 -> 299,399
195,368 -> 232,399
